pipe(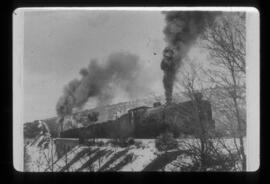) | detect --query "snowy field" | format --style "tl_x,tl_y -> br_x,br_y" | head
24,136 -> 246,172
